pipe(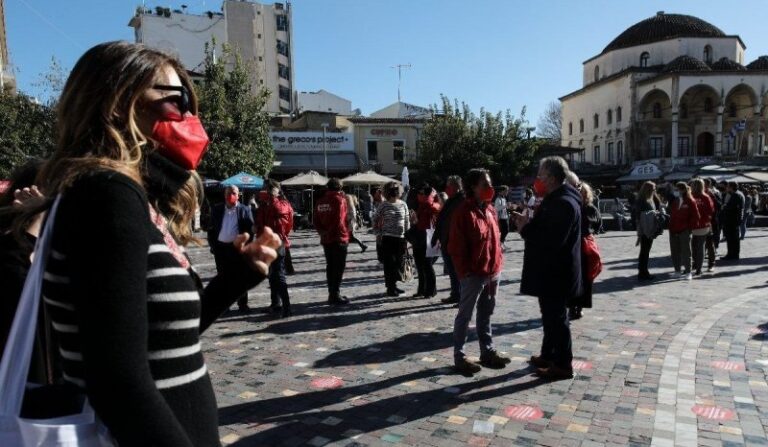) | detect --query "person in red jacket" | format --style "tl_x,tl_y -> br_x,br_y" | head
411,183 -> 441,298
690,178 -> 715,275
314,178 -> 350,305
448,168 -> 510,376
668,182 -> 700,280
256,179 -> 295,317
